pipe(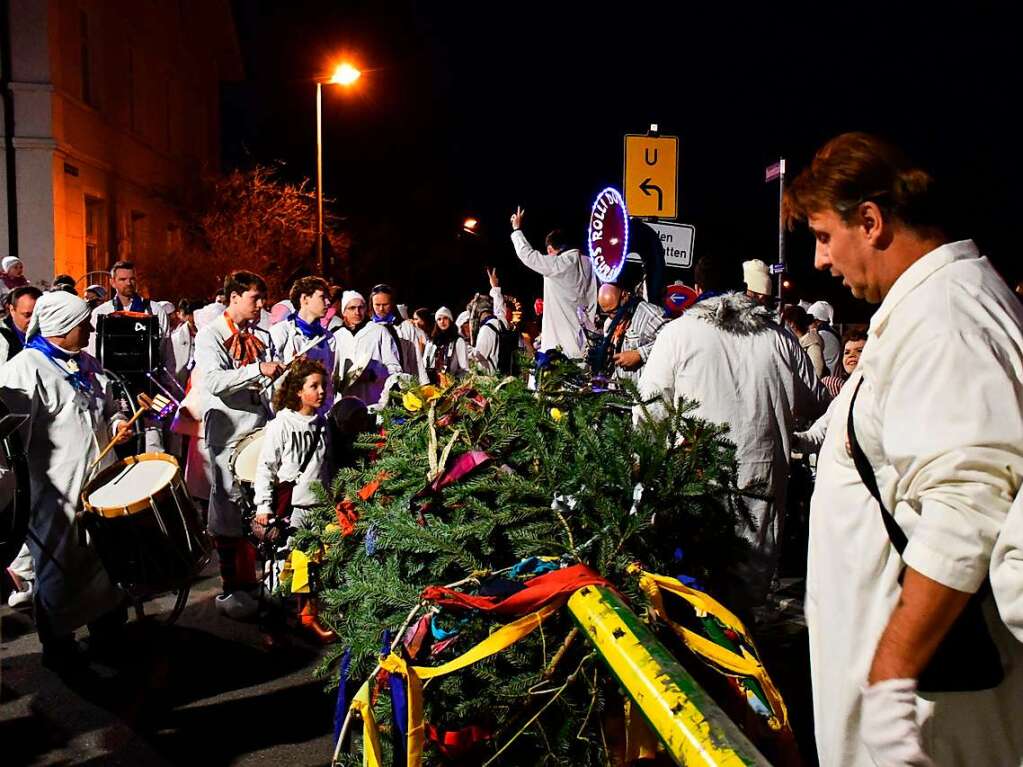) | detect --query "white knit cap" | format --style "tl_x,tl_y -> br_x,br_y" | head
435,306 -> 454,322
455,310 -> 471,327
2,256 -> 21,271
341,290 -> 366,311
742,259 -> 772,296
26,290 -> 91,341
806,300 -> 835,324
